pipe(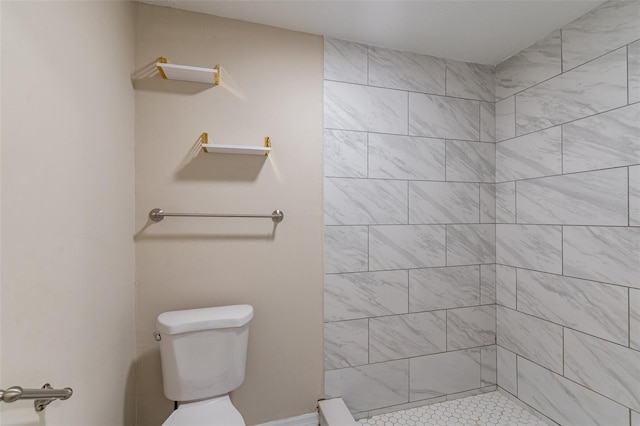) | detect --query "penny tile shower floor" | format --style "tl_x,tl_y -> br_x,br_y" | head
358,392 -> 548,426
